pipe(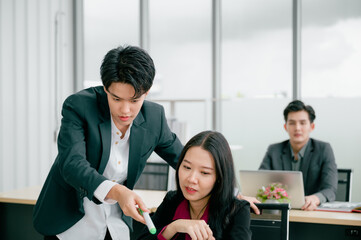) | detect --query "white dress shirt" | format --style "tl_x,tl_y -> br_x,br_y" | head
58,117 -> 131,240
